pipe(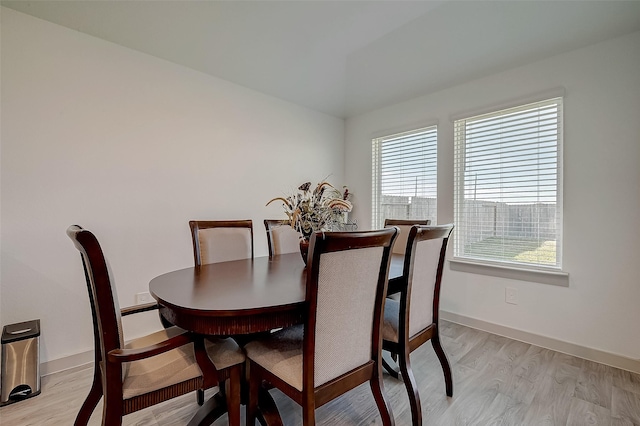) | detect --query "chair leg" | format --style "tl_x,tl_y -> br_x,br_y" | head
398,350 -> 421,426
431,334 -> 453,397
246,367 -> 260,426
197,388 -> 204,405
225,366 -> 242,426
102,395 -> 123,426
370,369 -> 395,426
74,366 -> 102,426
301,401 -> 316,426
